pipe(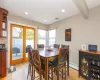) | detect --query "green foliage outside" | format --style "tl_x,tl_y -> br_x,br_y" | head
19,29 -> 34,40
19,29 -> 43,40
